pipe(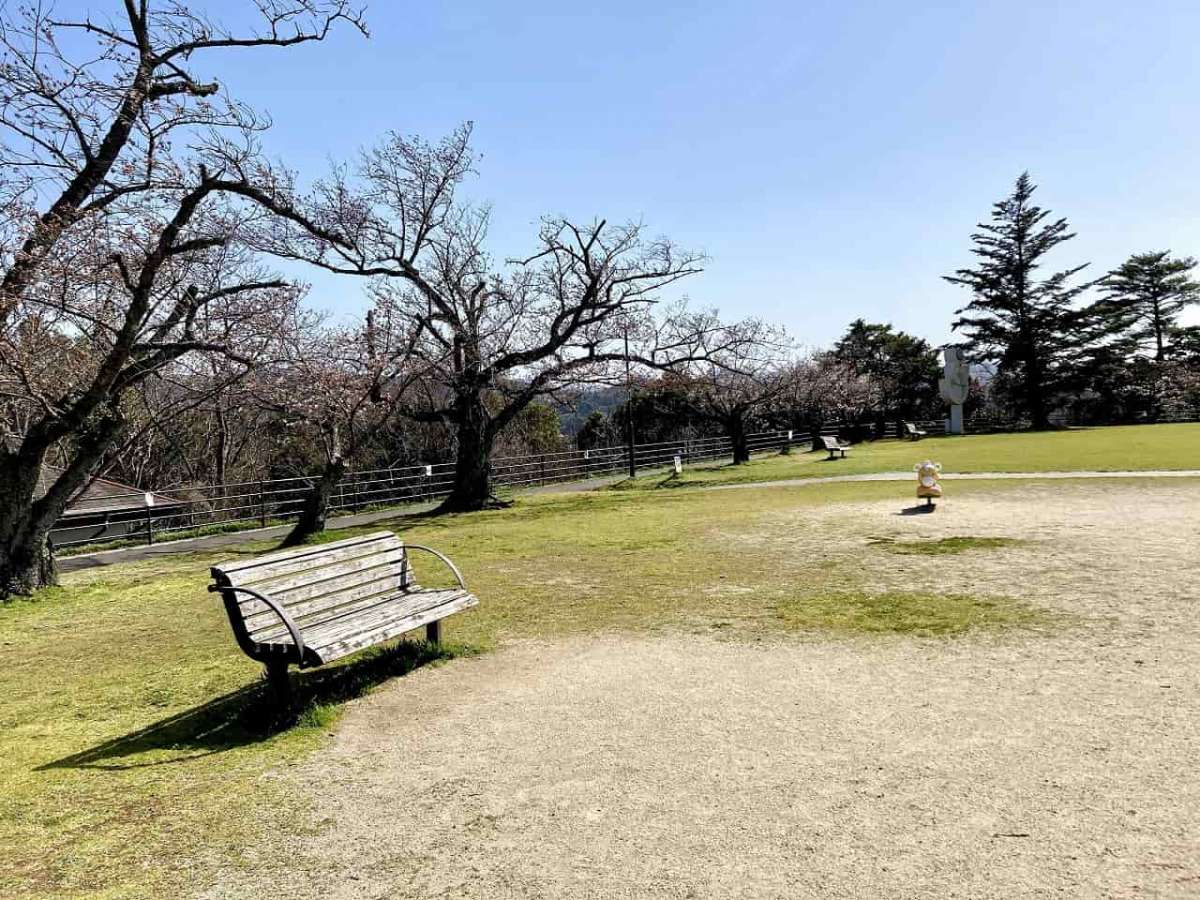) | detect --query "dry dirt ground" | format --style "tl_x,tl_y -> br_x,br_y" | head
206,480 -> 1200,899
